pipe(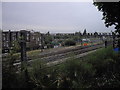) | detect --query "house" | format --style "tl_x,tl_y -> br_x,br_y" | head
2,30 -> 42,53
